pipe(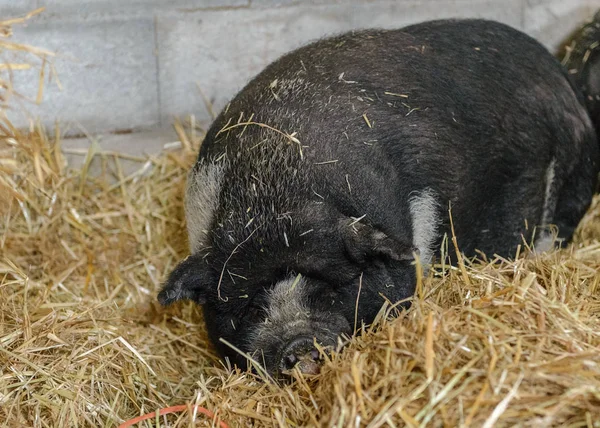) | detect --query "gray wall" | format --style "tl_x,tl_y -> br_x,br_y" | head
3,0 -> 599,136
